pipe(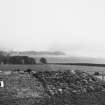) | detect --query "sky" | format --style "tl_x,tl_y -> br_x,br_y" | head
0,0 -> 105,57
